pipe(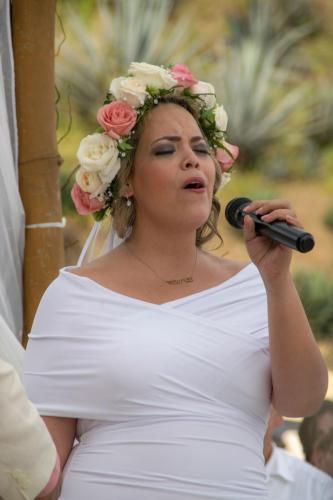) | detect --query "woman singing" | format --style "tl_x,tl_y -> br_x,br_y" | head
23,62 -> 328,499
